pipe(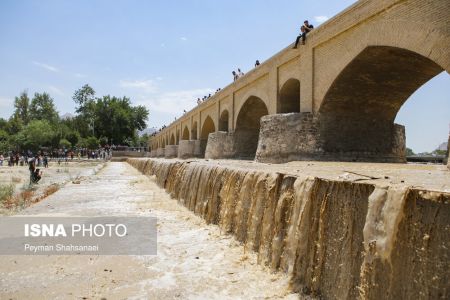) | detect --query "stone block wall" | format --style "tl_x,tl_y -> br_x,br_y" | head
178,140 -> 201,159
164,145 -> 178,158
255,113 -> 406,163
205,132 -> 236,159
256,113 -> 322,163
156,148 -> 165,157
